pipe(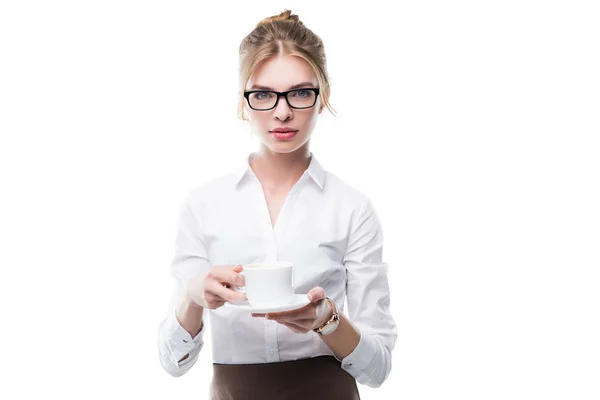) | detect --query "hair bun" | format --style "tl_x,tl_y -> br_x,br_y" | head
257,9 -> 301,26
